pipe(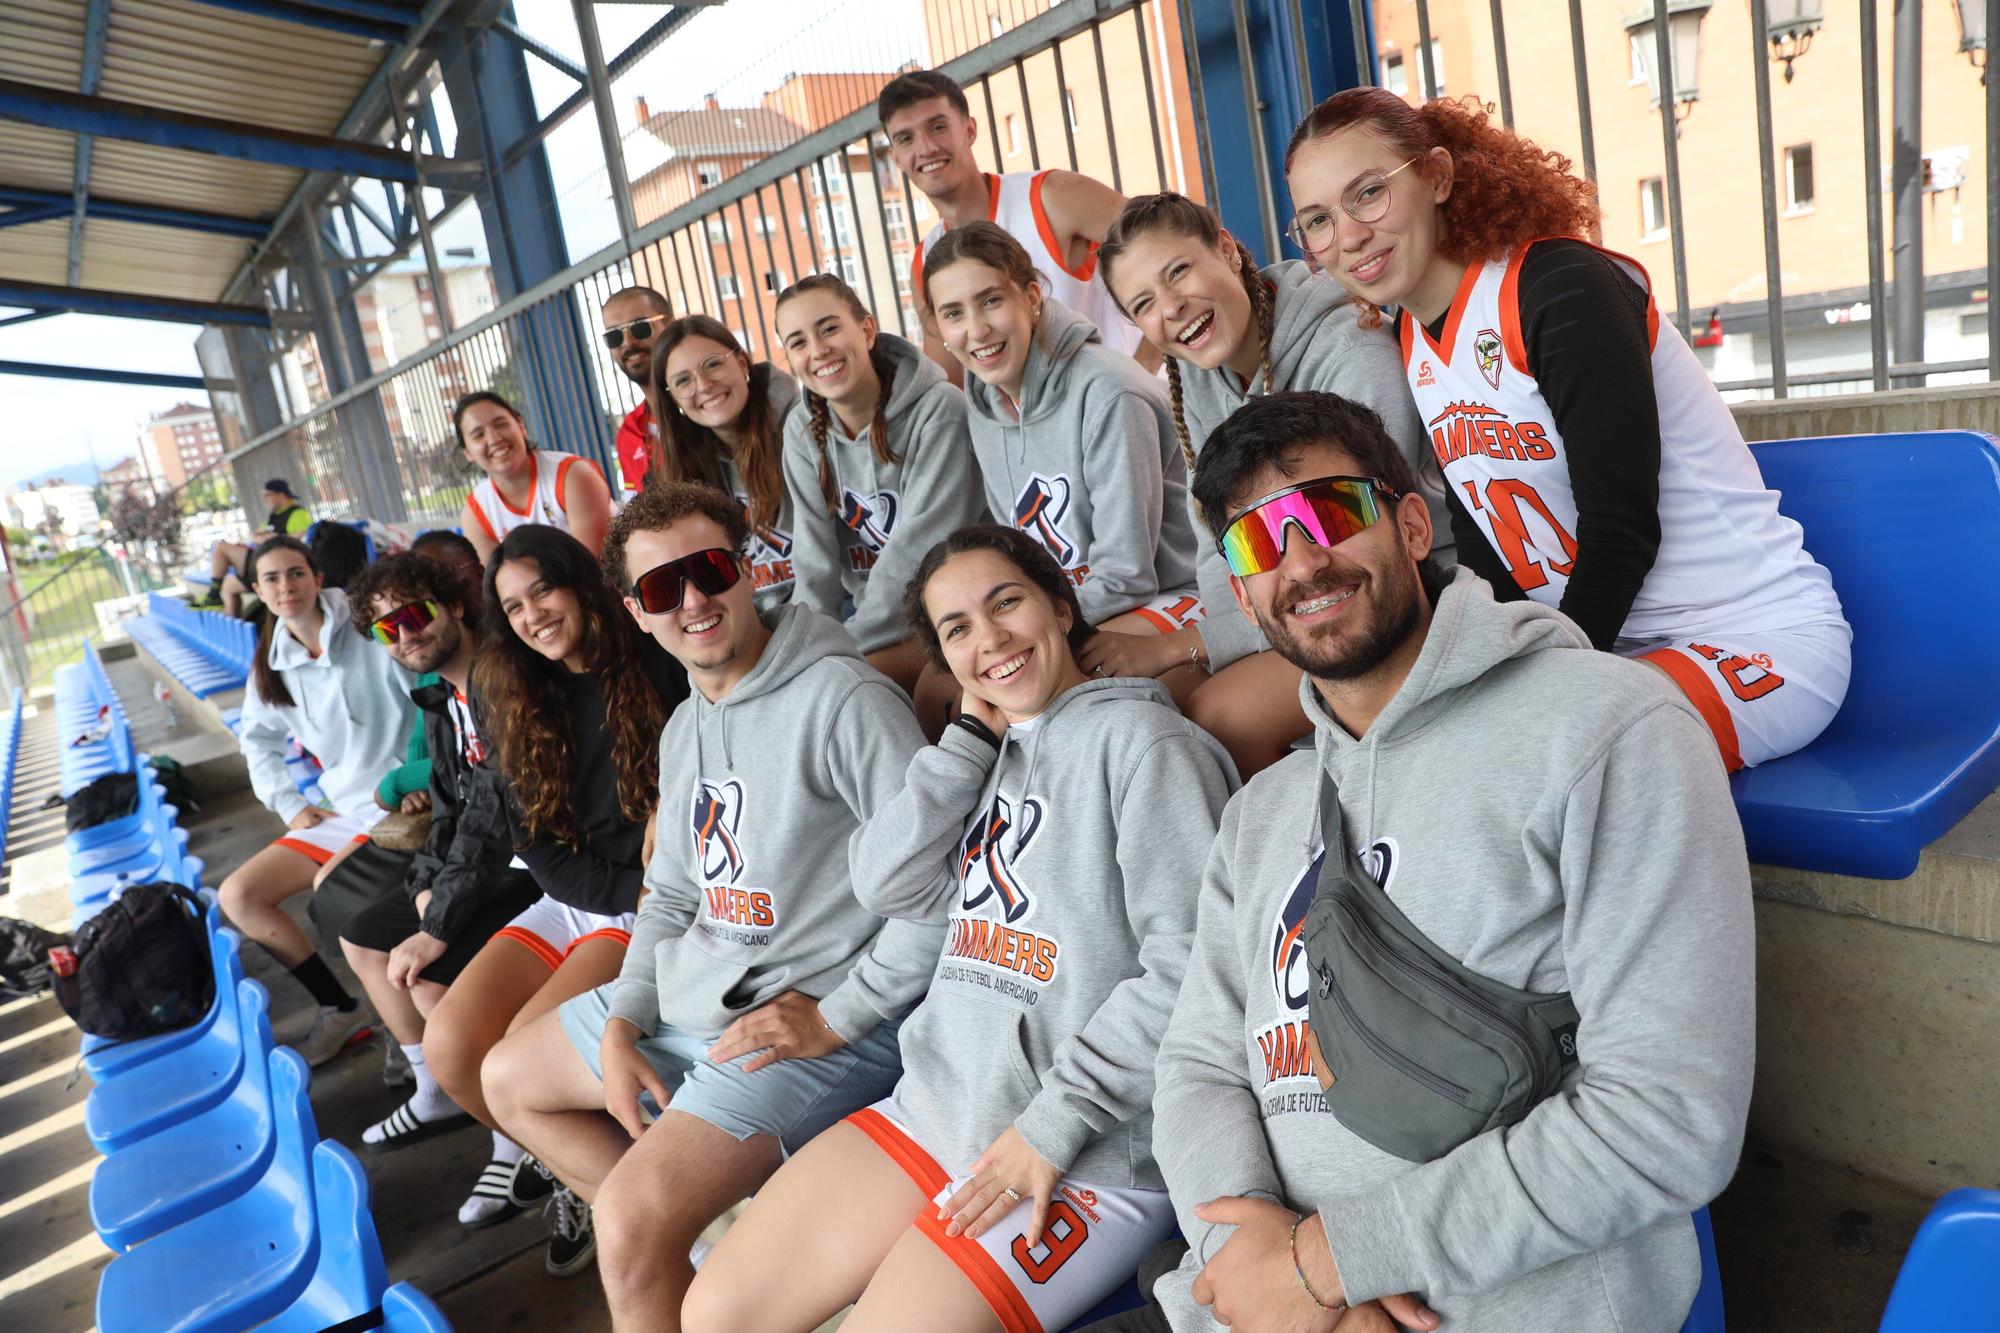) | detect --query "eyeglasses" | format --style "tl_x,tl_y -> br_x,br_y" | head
604,316 -> 660,351
368,599 -> 442,646
667,353 -> 736,398
1285,157 -> 1422,256
630,548 -> 742,615
1218,477 -> 1399,577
